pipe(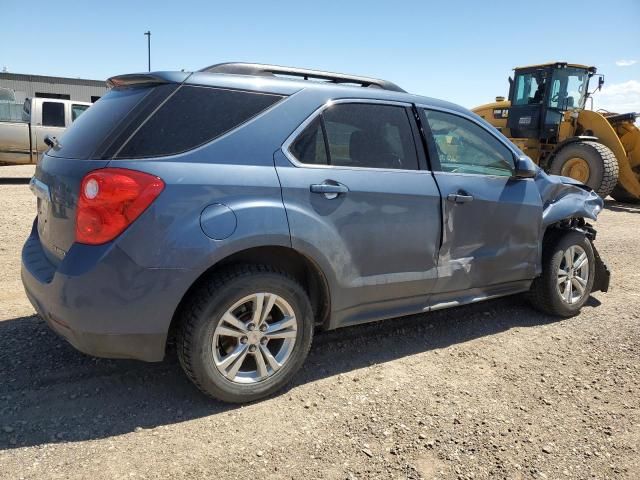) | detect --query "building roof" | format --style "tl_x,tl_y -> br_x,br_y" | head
0,72 -> 106,87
